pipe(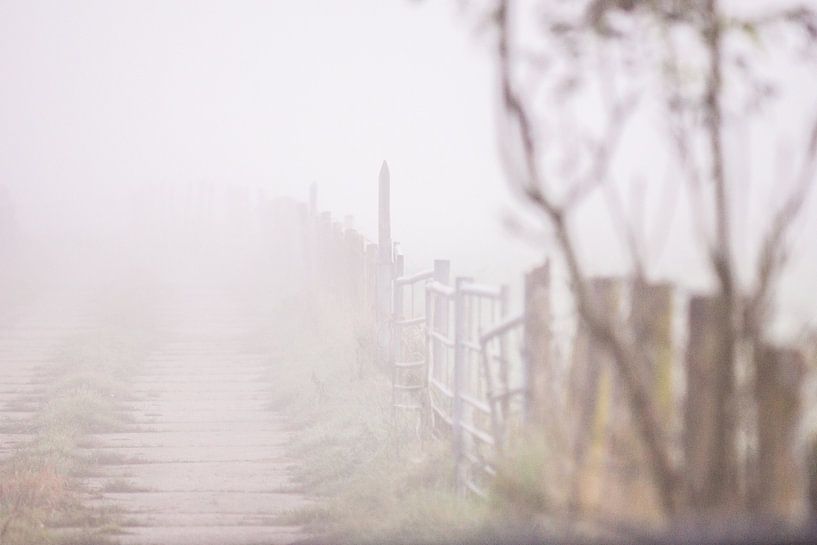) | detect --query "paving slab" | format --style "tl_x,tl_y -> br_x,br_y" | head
114,524 -> 301,545
84,288 -> 307,544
